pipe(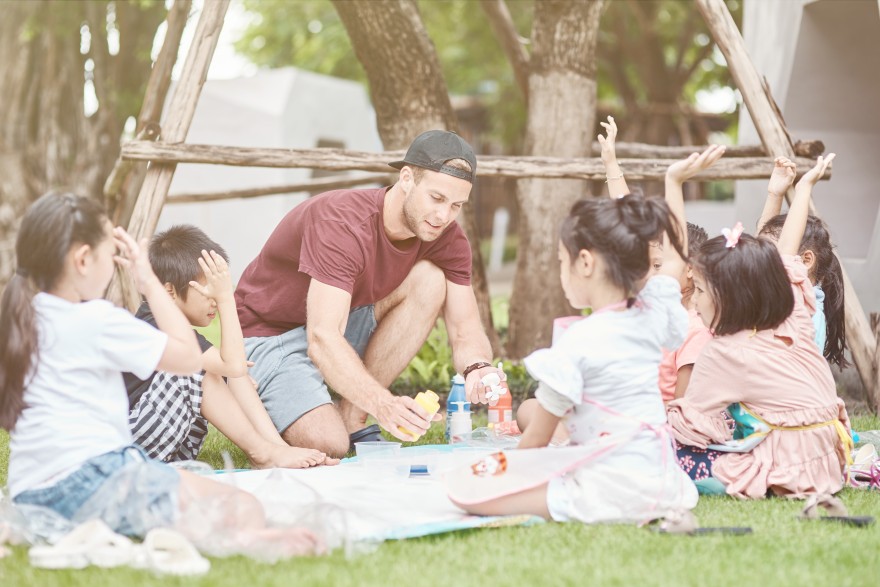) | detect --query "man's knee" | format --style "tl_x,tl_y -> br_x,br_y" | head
405,261 -> 446,309
281,406 -> 350,458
